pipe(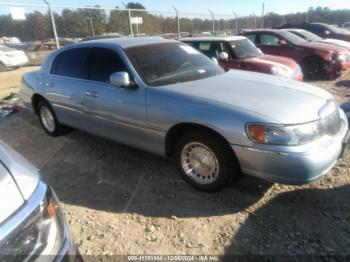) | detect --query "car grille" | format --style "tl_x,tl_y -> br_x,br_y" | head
322,110 -> 341,136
